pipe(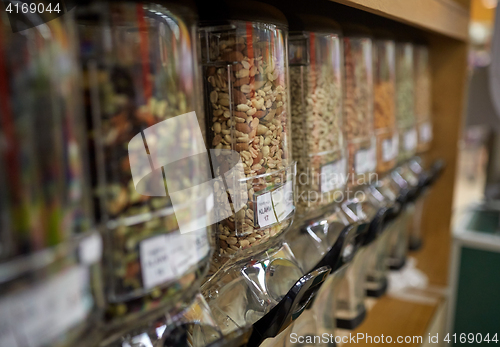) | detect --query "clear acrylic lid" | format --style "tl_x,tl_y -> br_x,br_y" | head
99,293 -> 222,347
202,240 -> 330,344
286,204 -> 351,273
199,20 -> 296,260
289,30 -> 346,218
202,242 -> 303,335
